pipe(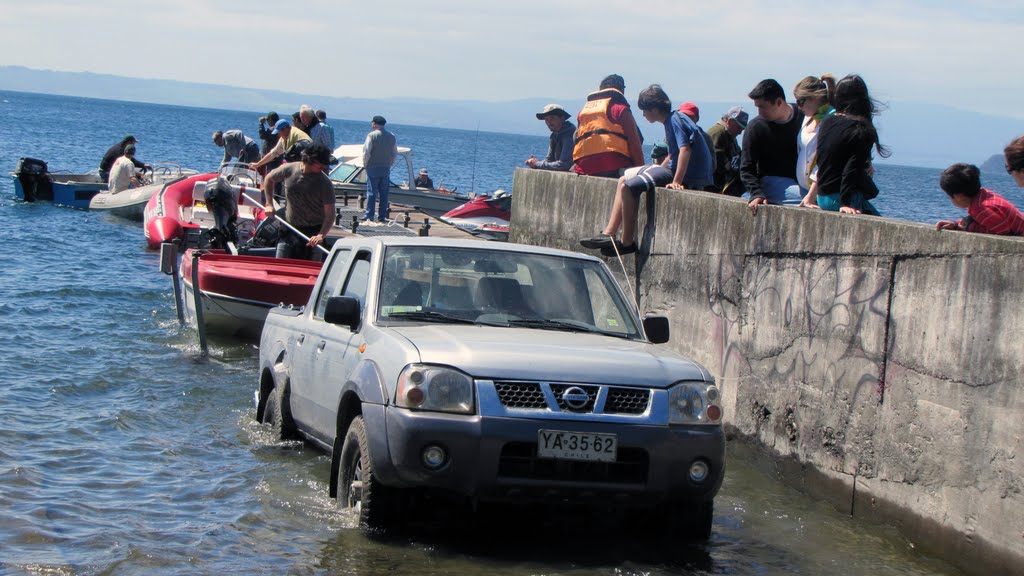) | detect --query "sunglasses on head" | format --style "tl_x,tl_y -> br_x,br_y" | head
796,97 -> 807,107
